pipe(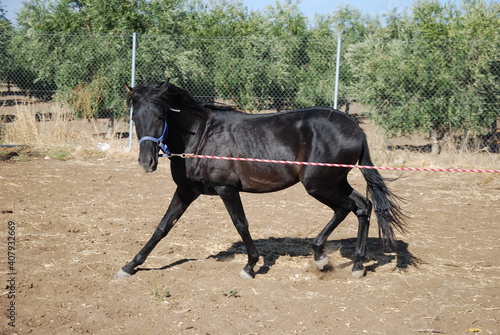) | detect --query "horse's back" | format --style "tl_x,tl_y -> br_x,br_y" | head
210,106 -> 364,150
262,107 -> 365,161
181,107 -> 364,192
